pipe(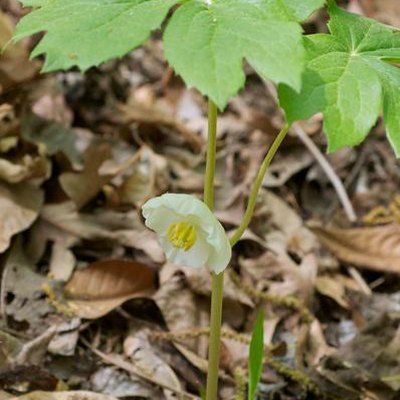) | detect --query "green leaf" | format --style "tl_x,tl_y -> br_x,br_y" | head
283,0 -> 326,21
164,0 -> 306,109
19,0 -> 52,6
279,5 -> 400,155
248,309 -> 264,400
13,0 -> 178,72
